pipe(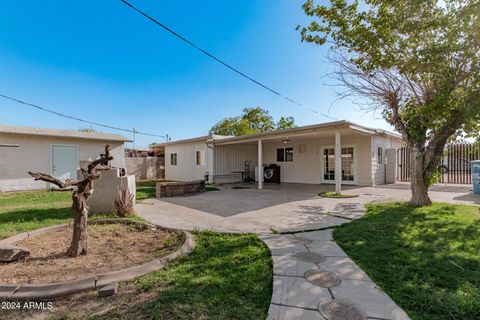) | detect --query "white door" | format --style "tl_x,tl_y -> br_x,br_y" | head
320,145 -> 357,185
51,145 -> 78,180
